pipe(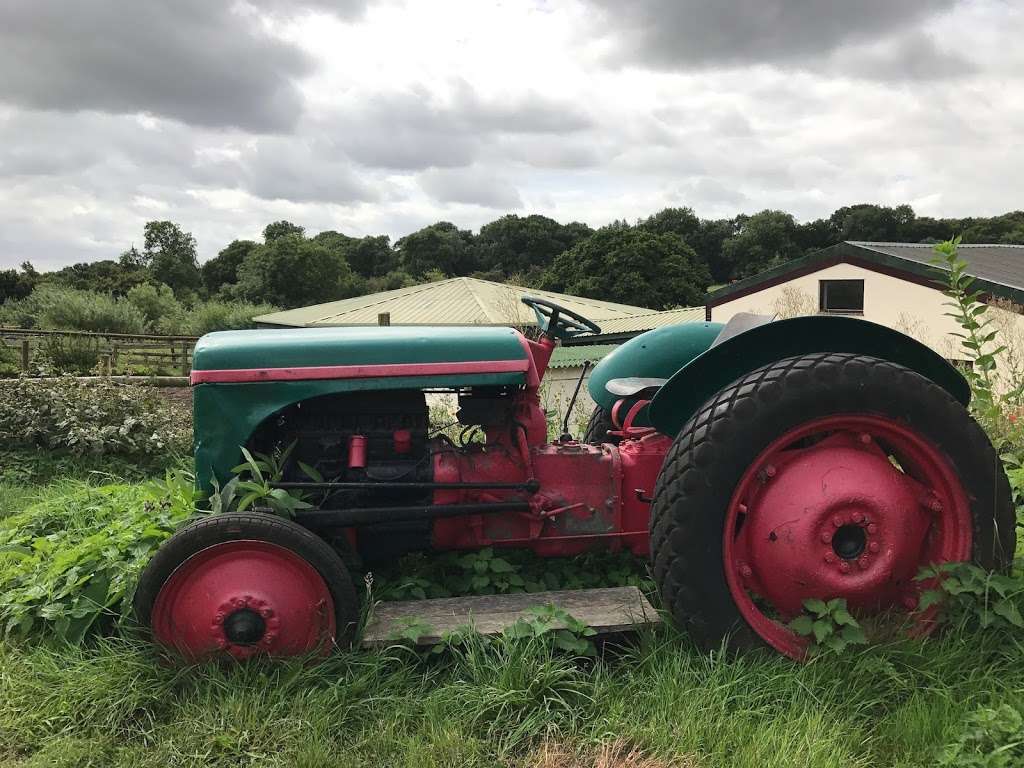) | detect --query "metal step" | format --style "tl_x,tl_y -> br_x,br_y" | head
360,586 -> 659,647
